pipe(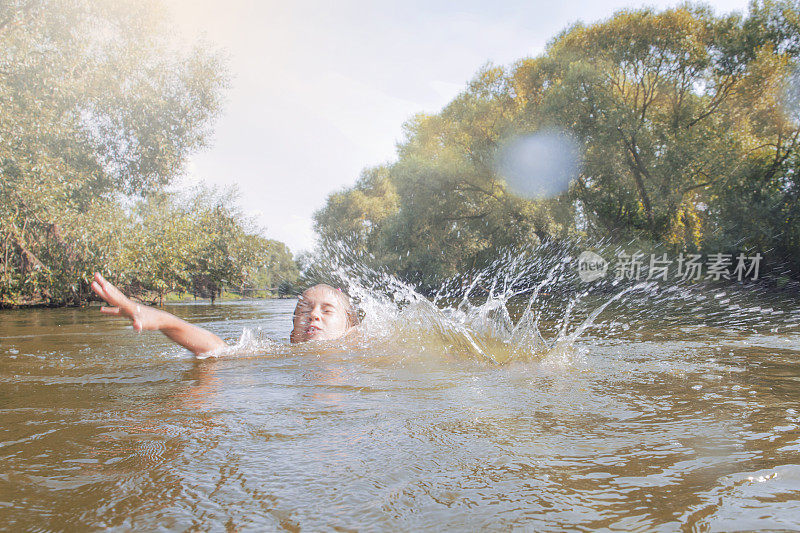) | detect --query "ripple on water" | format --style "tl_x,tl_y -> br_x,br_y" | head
2,250 -> 800,529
